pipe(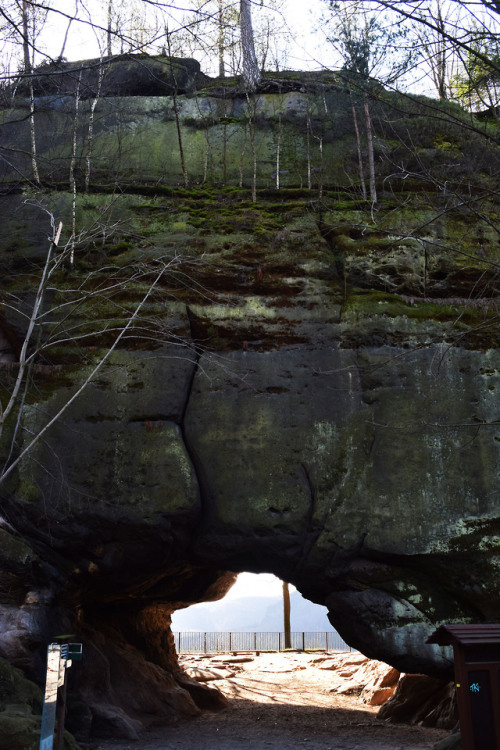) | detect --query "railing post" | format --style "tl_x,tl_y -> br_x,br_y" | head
55,676 -> 68,750
229,632 -> 232,651
302,632 -> 305,651
204,632 -> 207,654
40,644 -> 60,750
40,643 -> 82,750
279,632 -> 281,652
254,632 -> 257,651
